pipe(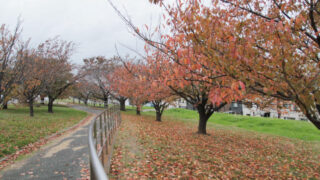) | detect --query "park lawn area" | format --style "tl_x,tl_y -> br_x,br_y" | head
0,105 -> 87,158
140,108 -> 320,141
110,113 -> 320,179
126,106 -> 155,110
